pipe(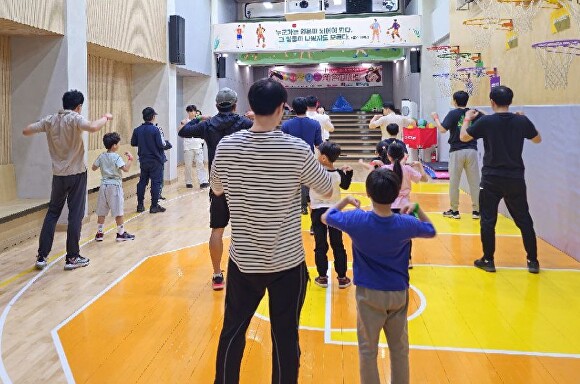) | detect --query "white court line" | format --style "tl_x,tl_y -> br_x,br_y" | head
0,190 -> 202,384
409,263 -> 580,272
